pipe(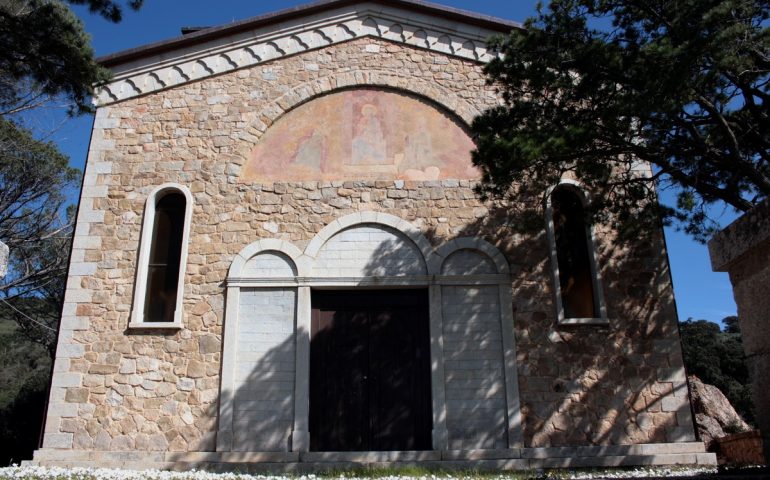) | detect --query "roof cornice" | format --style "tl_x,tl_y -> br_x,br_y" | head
94,0 -> 519,106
